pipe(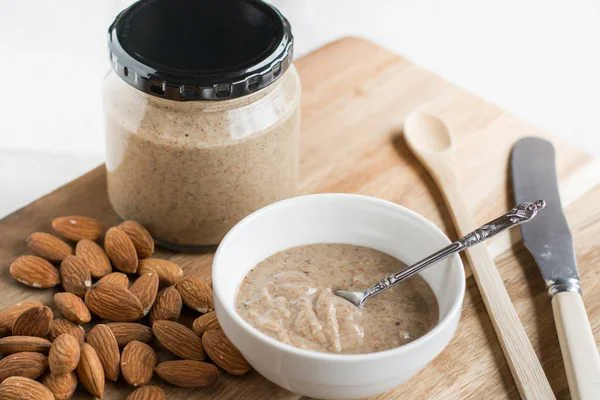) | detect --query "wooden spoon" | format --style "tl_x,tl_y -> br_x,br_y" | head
403,112 -> 555,400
